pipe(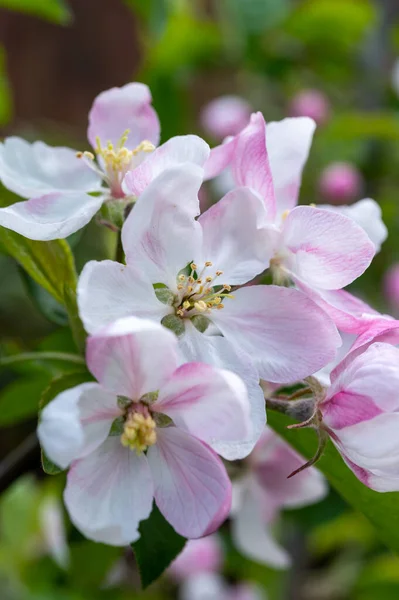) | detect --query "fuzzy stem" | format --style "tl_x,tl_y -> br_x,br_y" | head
266,397 -> 316,423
